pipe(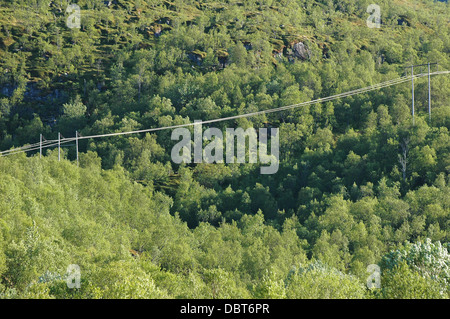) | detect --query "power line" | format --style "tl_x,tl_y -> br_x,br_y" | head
1,70 -> 448,157
0,138 -> 57,155
76,71 -> 449,140
1,139 -> 74,157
